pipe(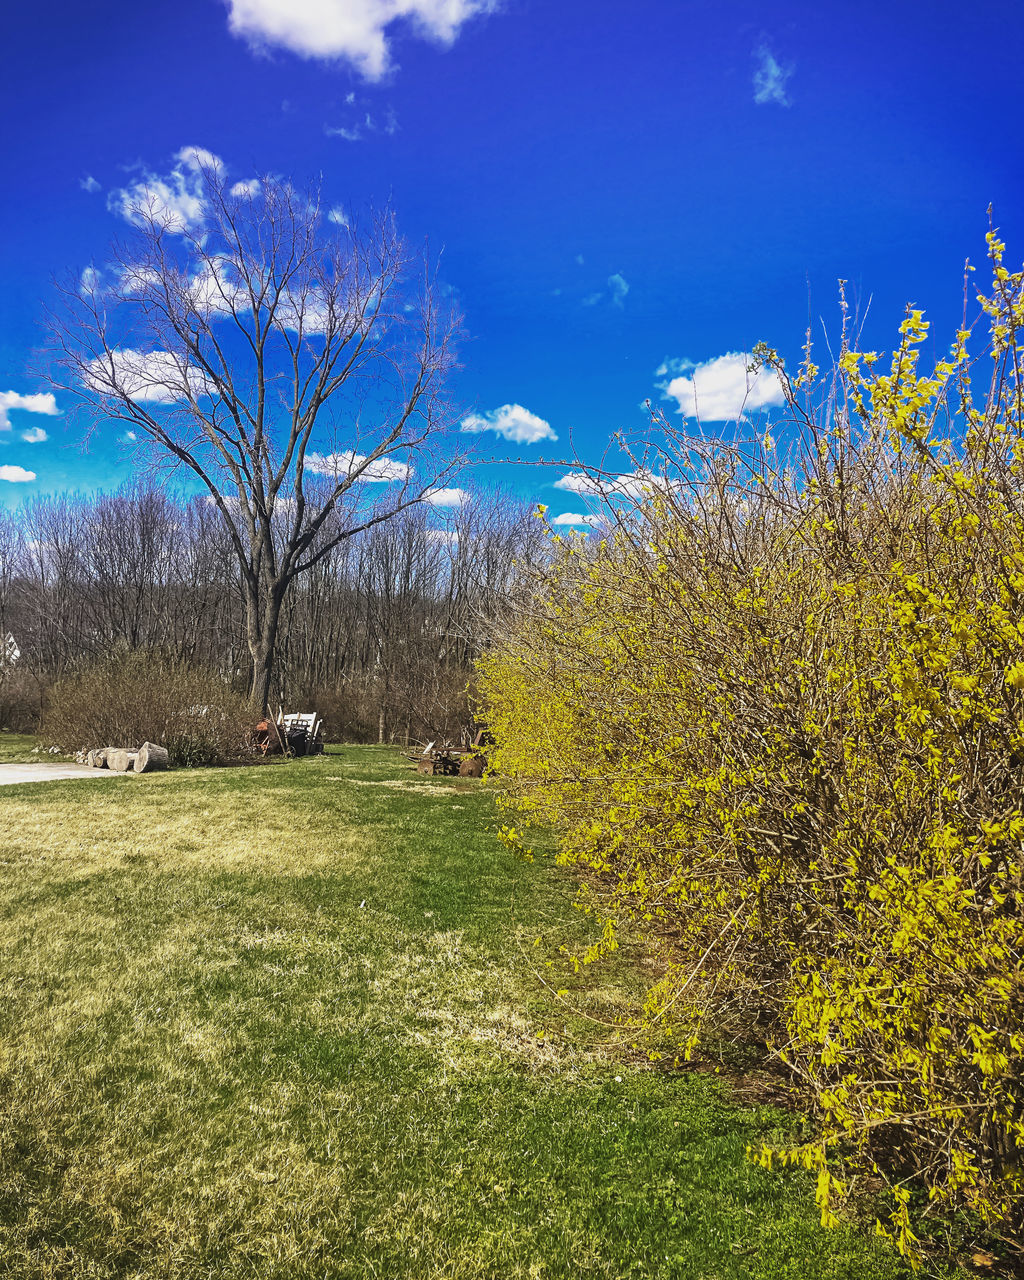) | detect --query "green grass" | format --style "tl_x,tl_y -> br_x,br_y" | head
0,741 -> 960,1279
0,732 -> 46,762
